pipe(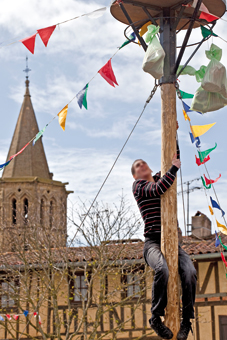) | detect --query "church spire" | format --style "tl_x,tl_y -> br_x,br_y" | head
2,59 -> 52,179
